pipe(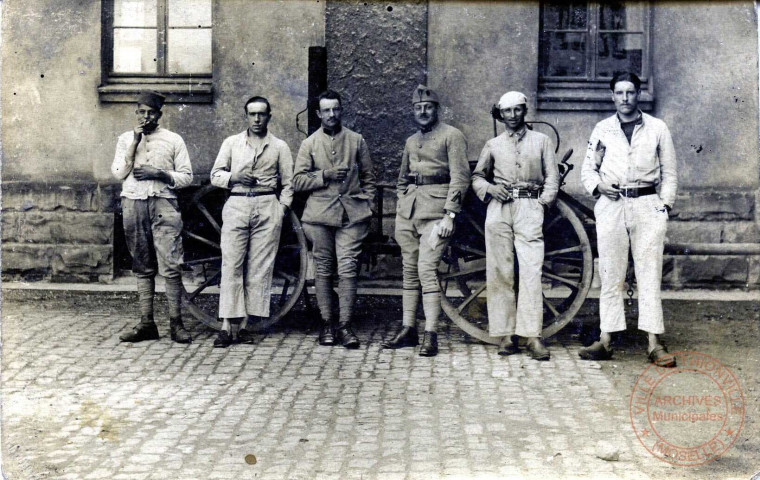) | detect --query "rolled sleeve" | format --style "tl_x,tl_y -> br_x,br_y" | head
657,124 -> 678,207
293,140 -> 327,192
358,138 -> 377,205
471,142 -> 494,203
111,133 -> 133,180
167,138 -> 193,189
278,142 -> 295,208
443,130 -> 470,214
581,127 -> 604,196
210,138 -> 233,189
538,136 -> 559,205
